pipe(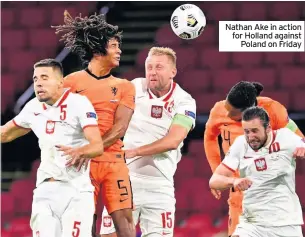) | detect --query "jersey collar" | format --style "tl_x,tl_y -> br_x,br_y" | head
42,89 -> 70,110
147,81 -> 176,102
